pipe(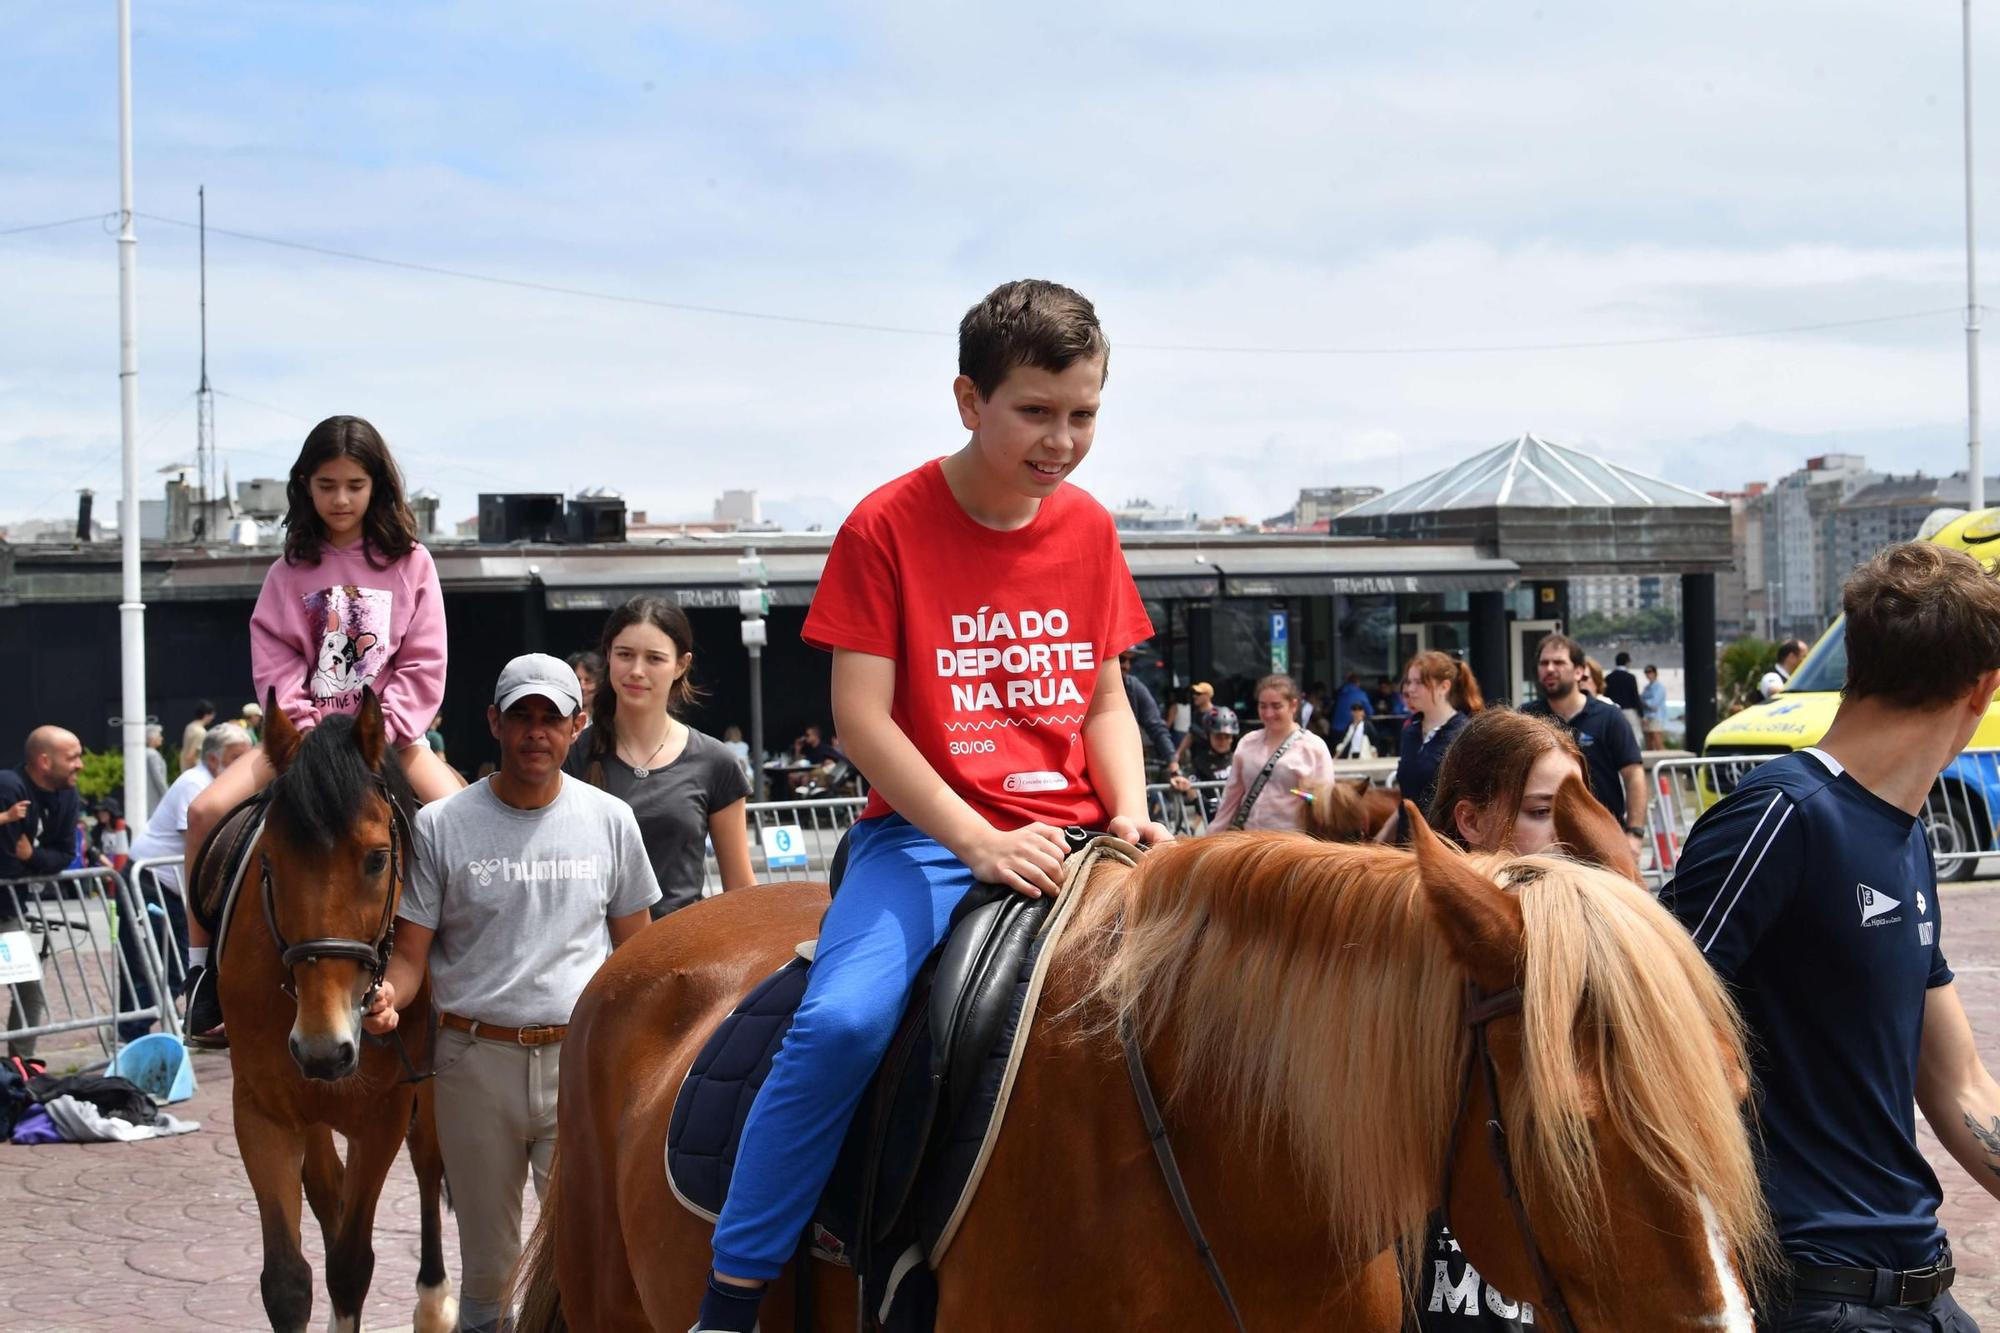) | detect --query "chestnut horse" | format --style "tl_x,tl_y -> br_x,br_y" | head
199,691 -> 455,1333
514,803 -> 1768,1331
1297,776 -> 1400,842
